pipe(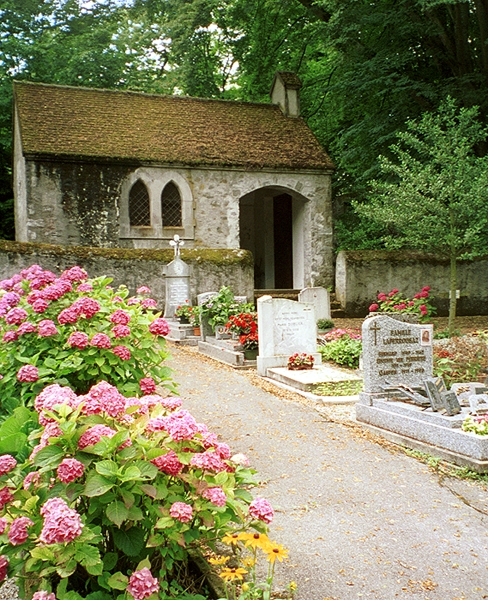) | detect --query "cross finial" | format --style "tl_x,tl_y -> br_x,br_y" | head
169,234 -> 184,258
